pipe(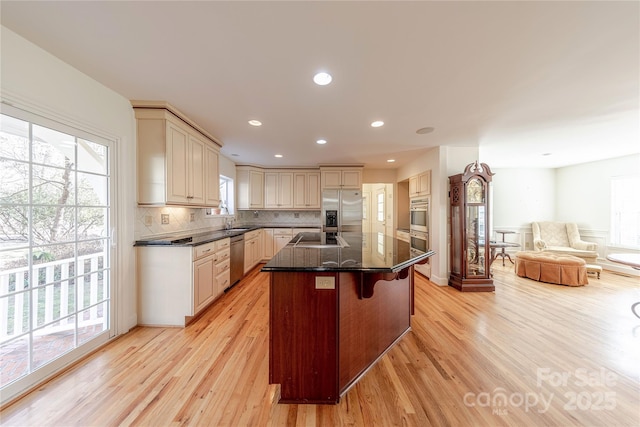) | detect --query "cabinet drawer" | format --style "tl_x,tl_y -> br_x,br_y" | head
216,248 -> 230,263
245,230 -> 261,240
293,228 -> 319,234
194,241 -> 216,260
217,270 -> 231,291
216,257 -> 230,273
273,228 -> 293,236
215,238 -> 230,250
